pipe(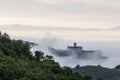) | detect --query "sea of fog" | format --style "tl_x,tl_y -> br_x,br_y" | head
1,25 -> 120,68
